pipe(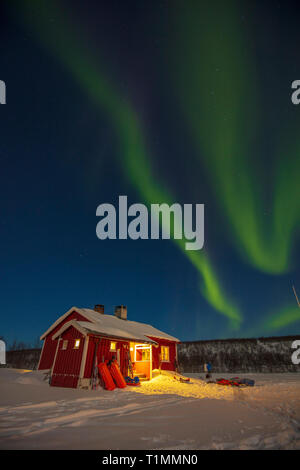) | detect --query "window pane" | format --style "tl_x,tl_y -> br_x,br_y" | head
142,349 -> 150,361
136,349 -> 143,361
161,346 -> 169,361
